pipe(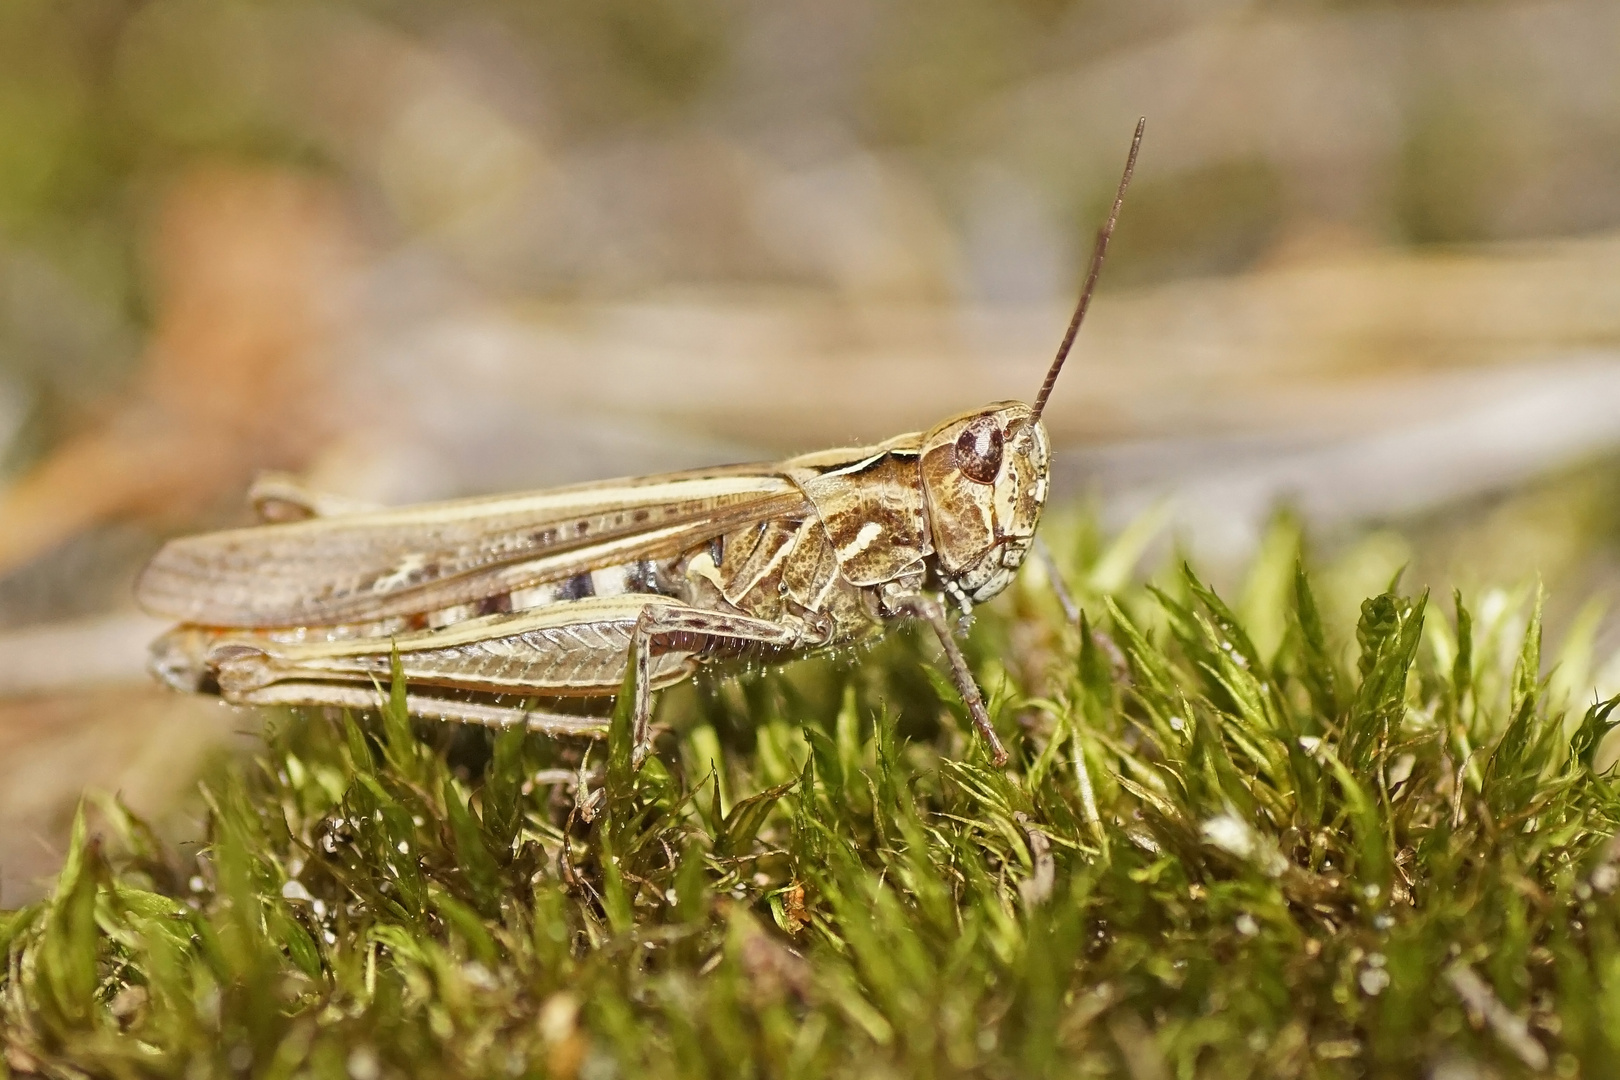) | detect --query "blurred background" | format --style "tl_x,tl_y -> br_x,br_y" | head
5,0 -> 1620,901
